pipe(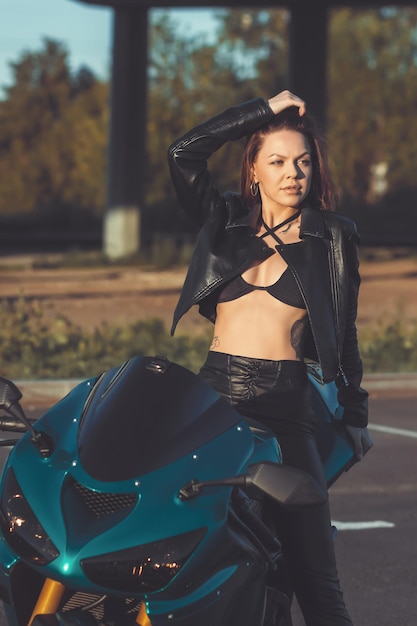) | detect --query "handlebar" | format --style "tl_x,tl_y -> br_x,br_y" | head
0,416 -> 33,433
